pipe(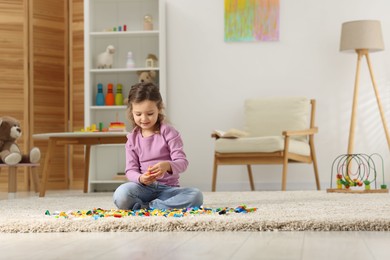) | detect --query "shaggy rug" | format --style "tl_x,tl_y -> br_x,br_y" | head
1,191 -> 390,233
